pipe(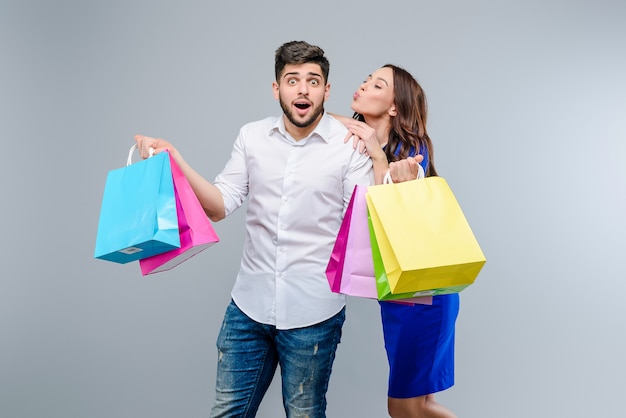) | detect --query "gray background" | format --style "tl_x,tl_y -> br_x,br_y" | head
1,0 -> 625,417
